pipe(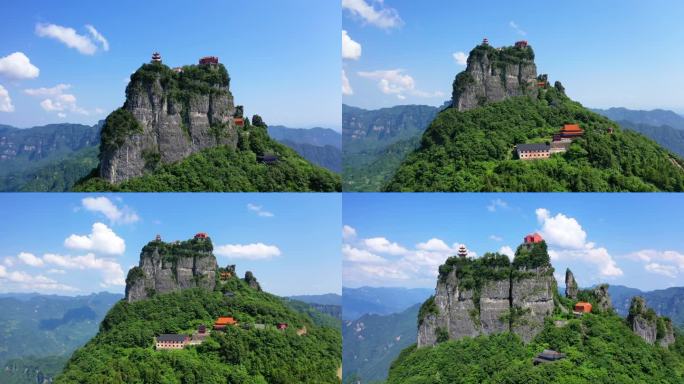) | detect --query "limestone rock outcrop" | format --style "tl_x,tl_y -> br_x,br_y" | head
125,235 -> 218,302
452,42 -> 538,111
628,296 -> 676,347
417,241 -> 556,347
100,61 -> 240,184
565,268 -> 578,299
244,271 -> 262,291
